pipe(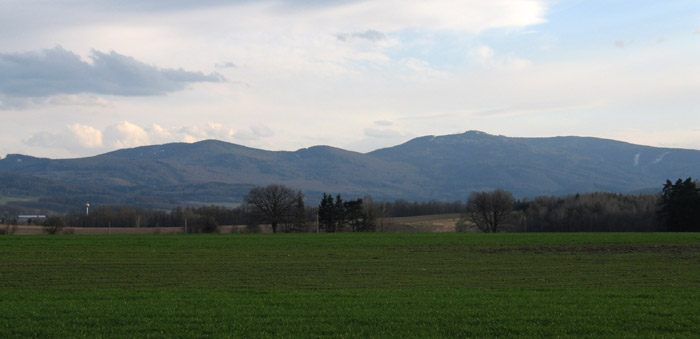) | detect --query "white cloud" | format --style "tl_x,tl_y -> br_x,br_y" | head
147,124 -> 174,144
67,124 -> 103,148
104,121 -> 150,149
5,1 -> 547,35
327,0 -> 547,33
22,121 -> 247,156
24,123 -> 104,153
